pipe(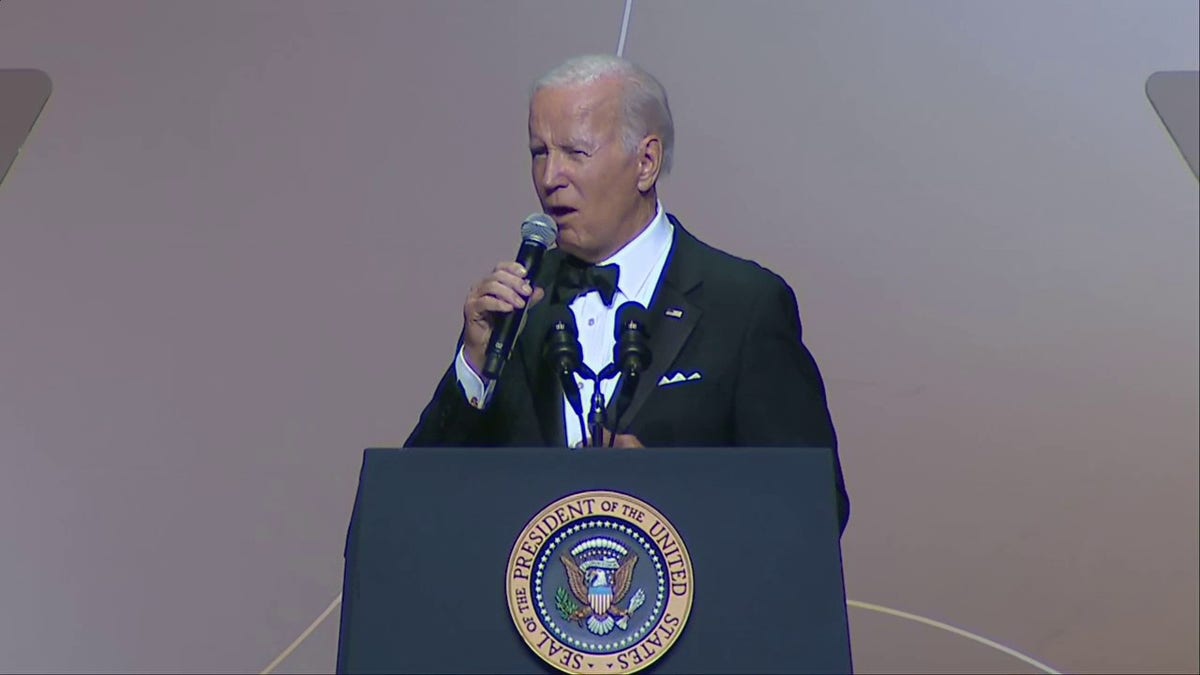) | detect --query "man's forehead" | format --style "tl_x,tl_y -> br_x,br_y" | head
530,83 -> 620,128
